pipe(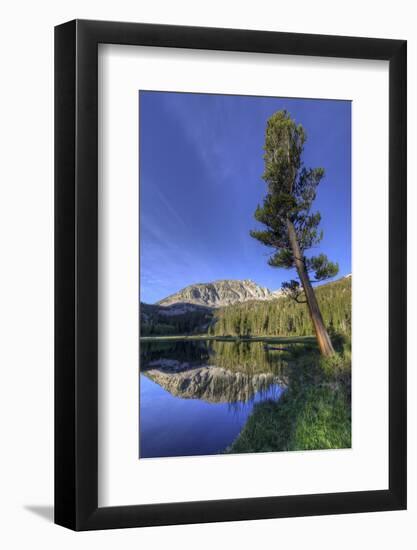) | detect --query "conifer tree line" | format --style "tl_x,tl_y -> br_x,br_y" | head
140,277 -> 351,338
209,277 -> 351,338
140,305 -> 212,336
